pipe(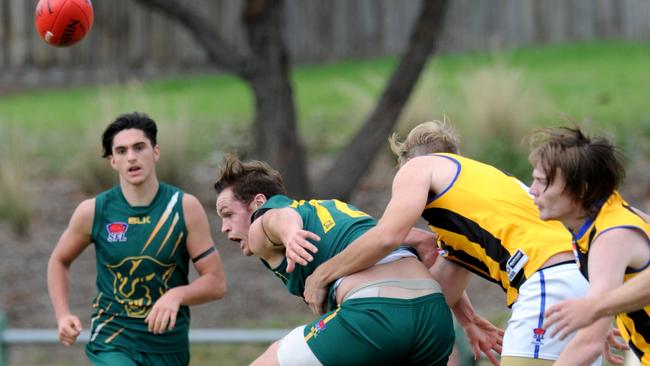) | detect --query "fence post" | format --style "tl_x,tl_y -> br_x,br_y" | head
0,311 -> 6,366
